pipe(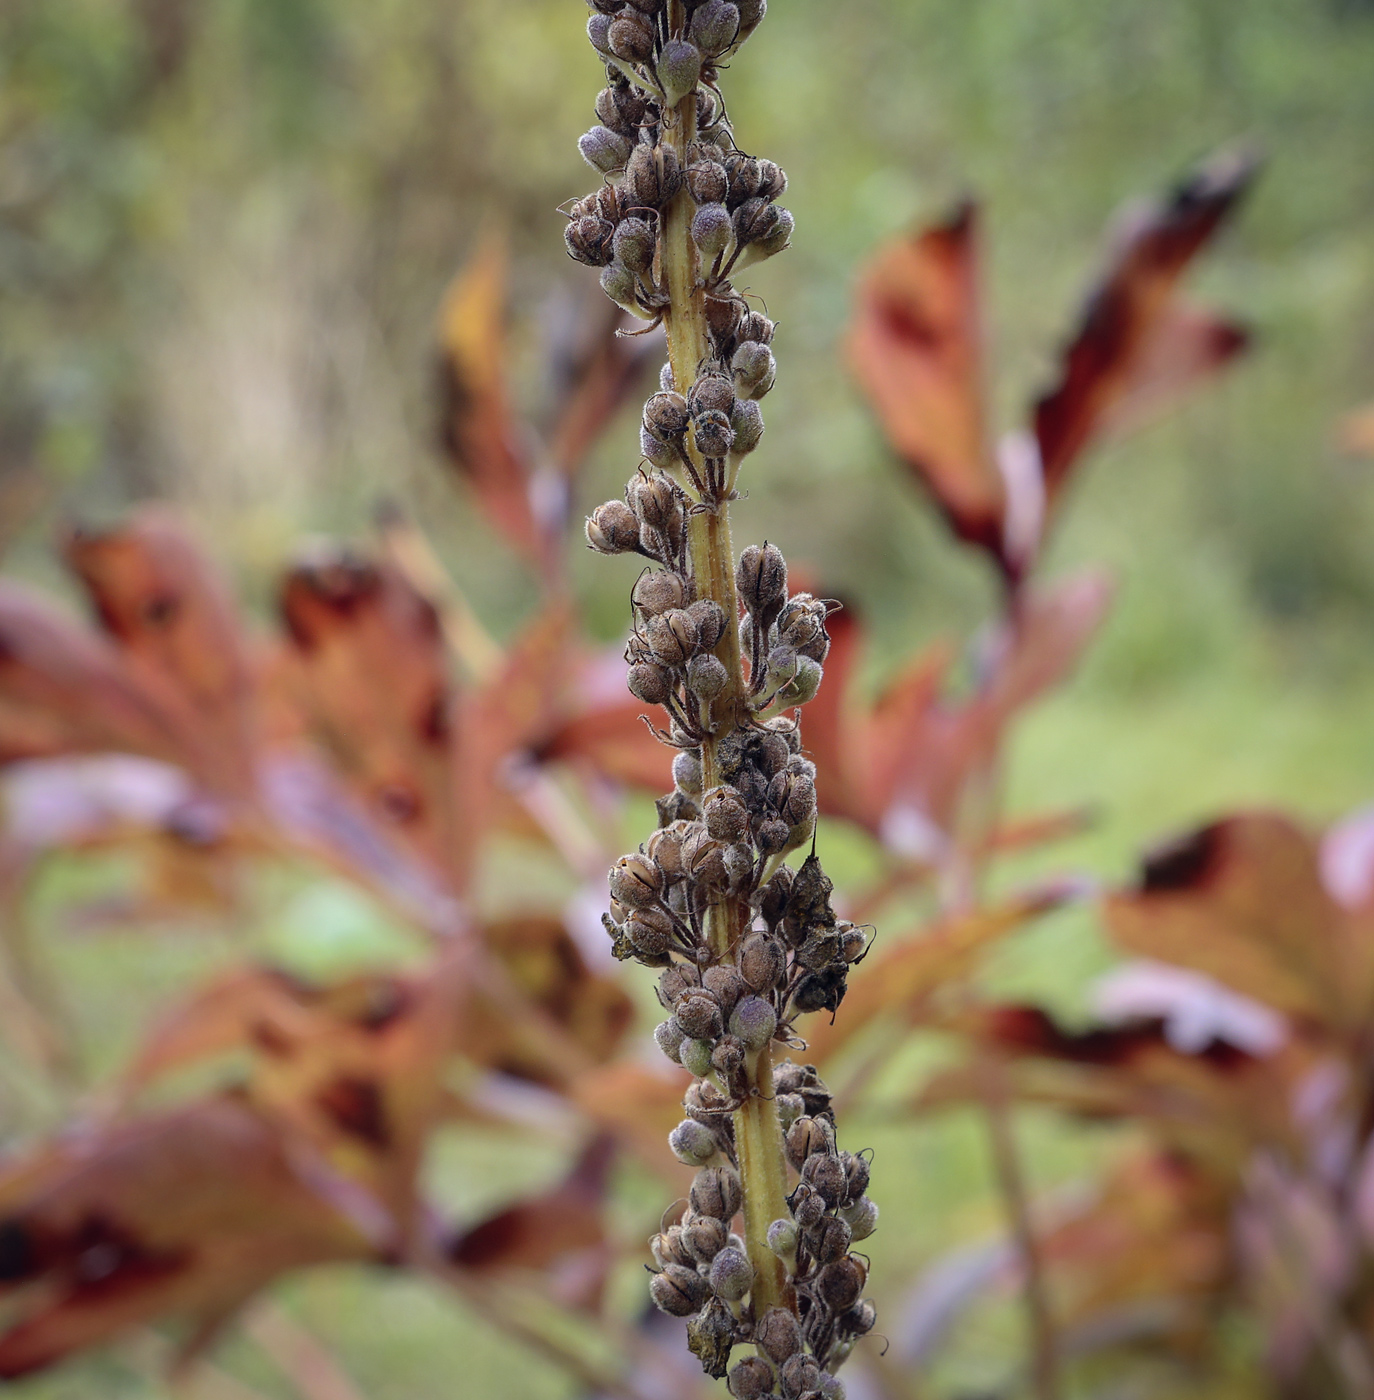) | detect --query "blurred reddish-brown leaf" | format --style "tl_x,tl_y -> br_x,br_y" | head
0,1095 -> 386,1379
847,203 -> 1005,557
437,236 -> 541,562
1034,145 -> 1257,500
62,509 -> 257,797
